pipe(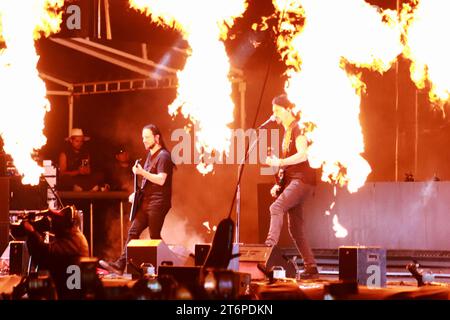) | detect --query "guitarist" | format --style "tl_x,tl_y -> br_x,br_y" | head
264,94 -> 318,280
100,124 -> 174,275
